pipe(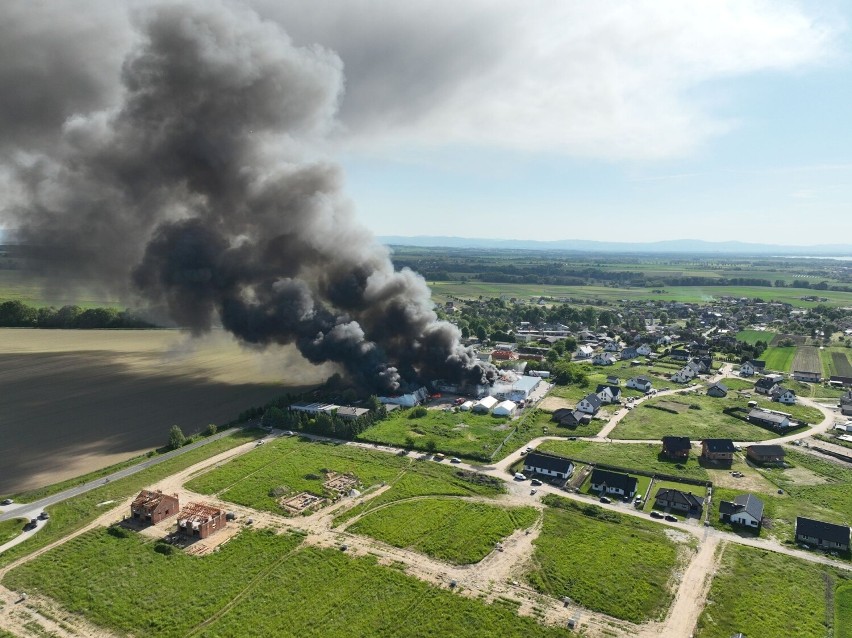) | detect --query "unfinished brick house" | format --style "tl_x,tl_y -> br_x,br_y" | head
177,502 -> 227,539
130,490 -> 179,525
